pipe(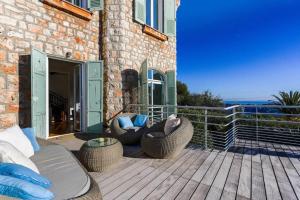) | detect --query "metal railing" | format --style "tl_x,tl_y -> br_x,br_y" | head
125,104 -> 300,150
